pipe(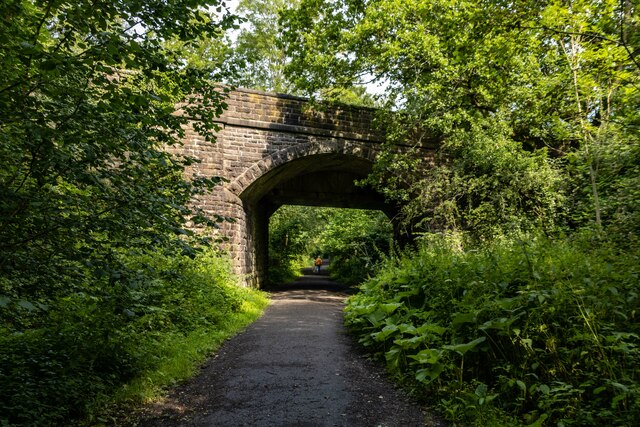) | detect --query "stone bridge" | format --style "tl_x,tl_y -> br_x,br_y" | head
181,88 -> 409,287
